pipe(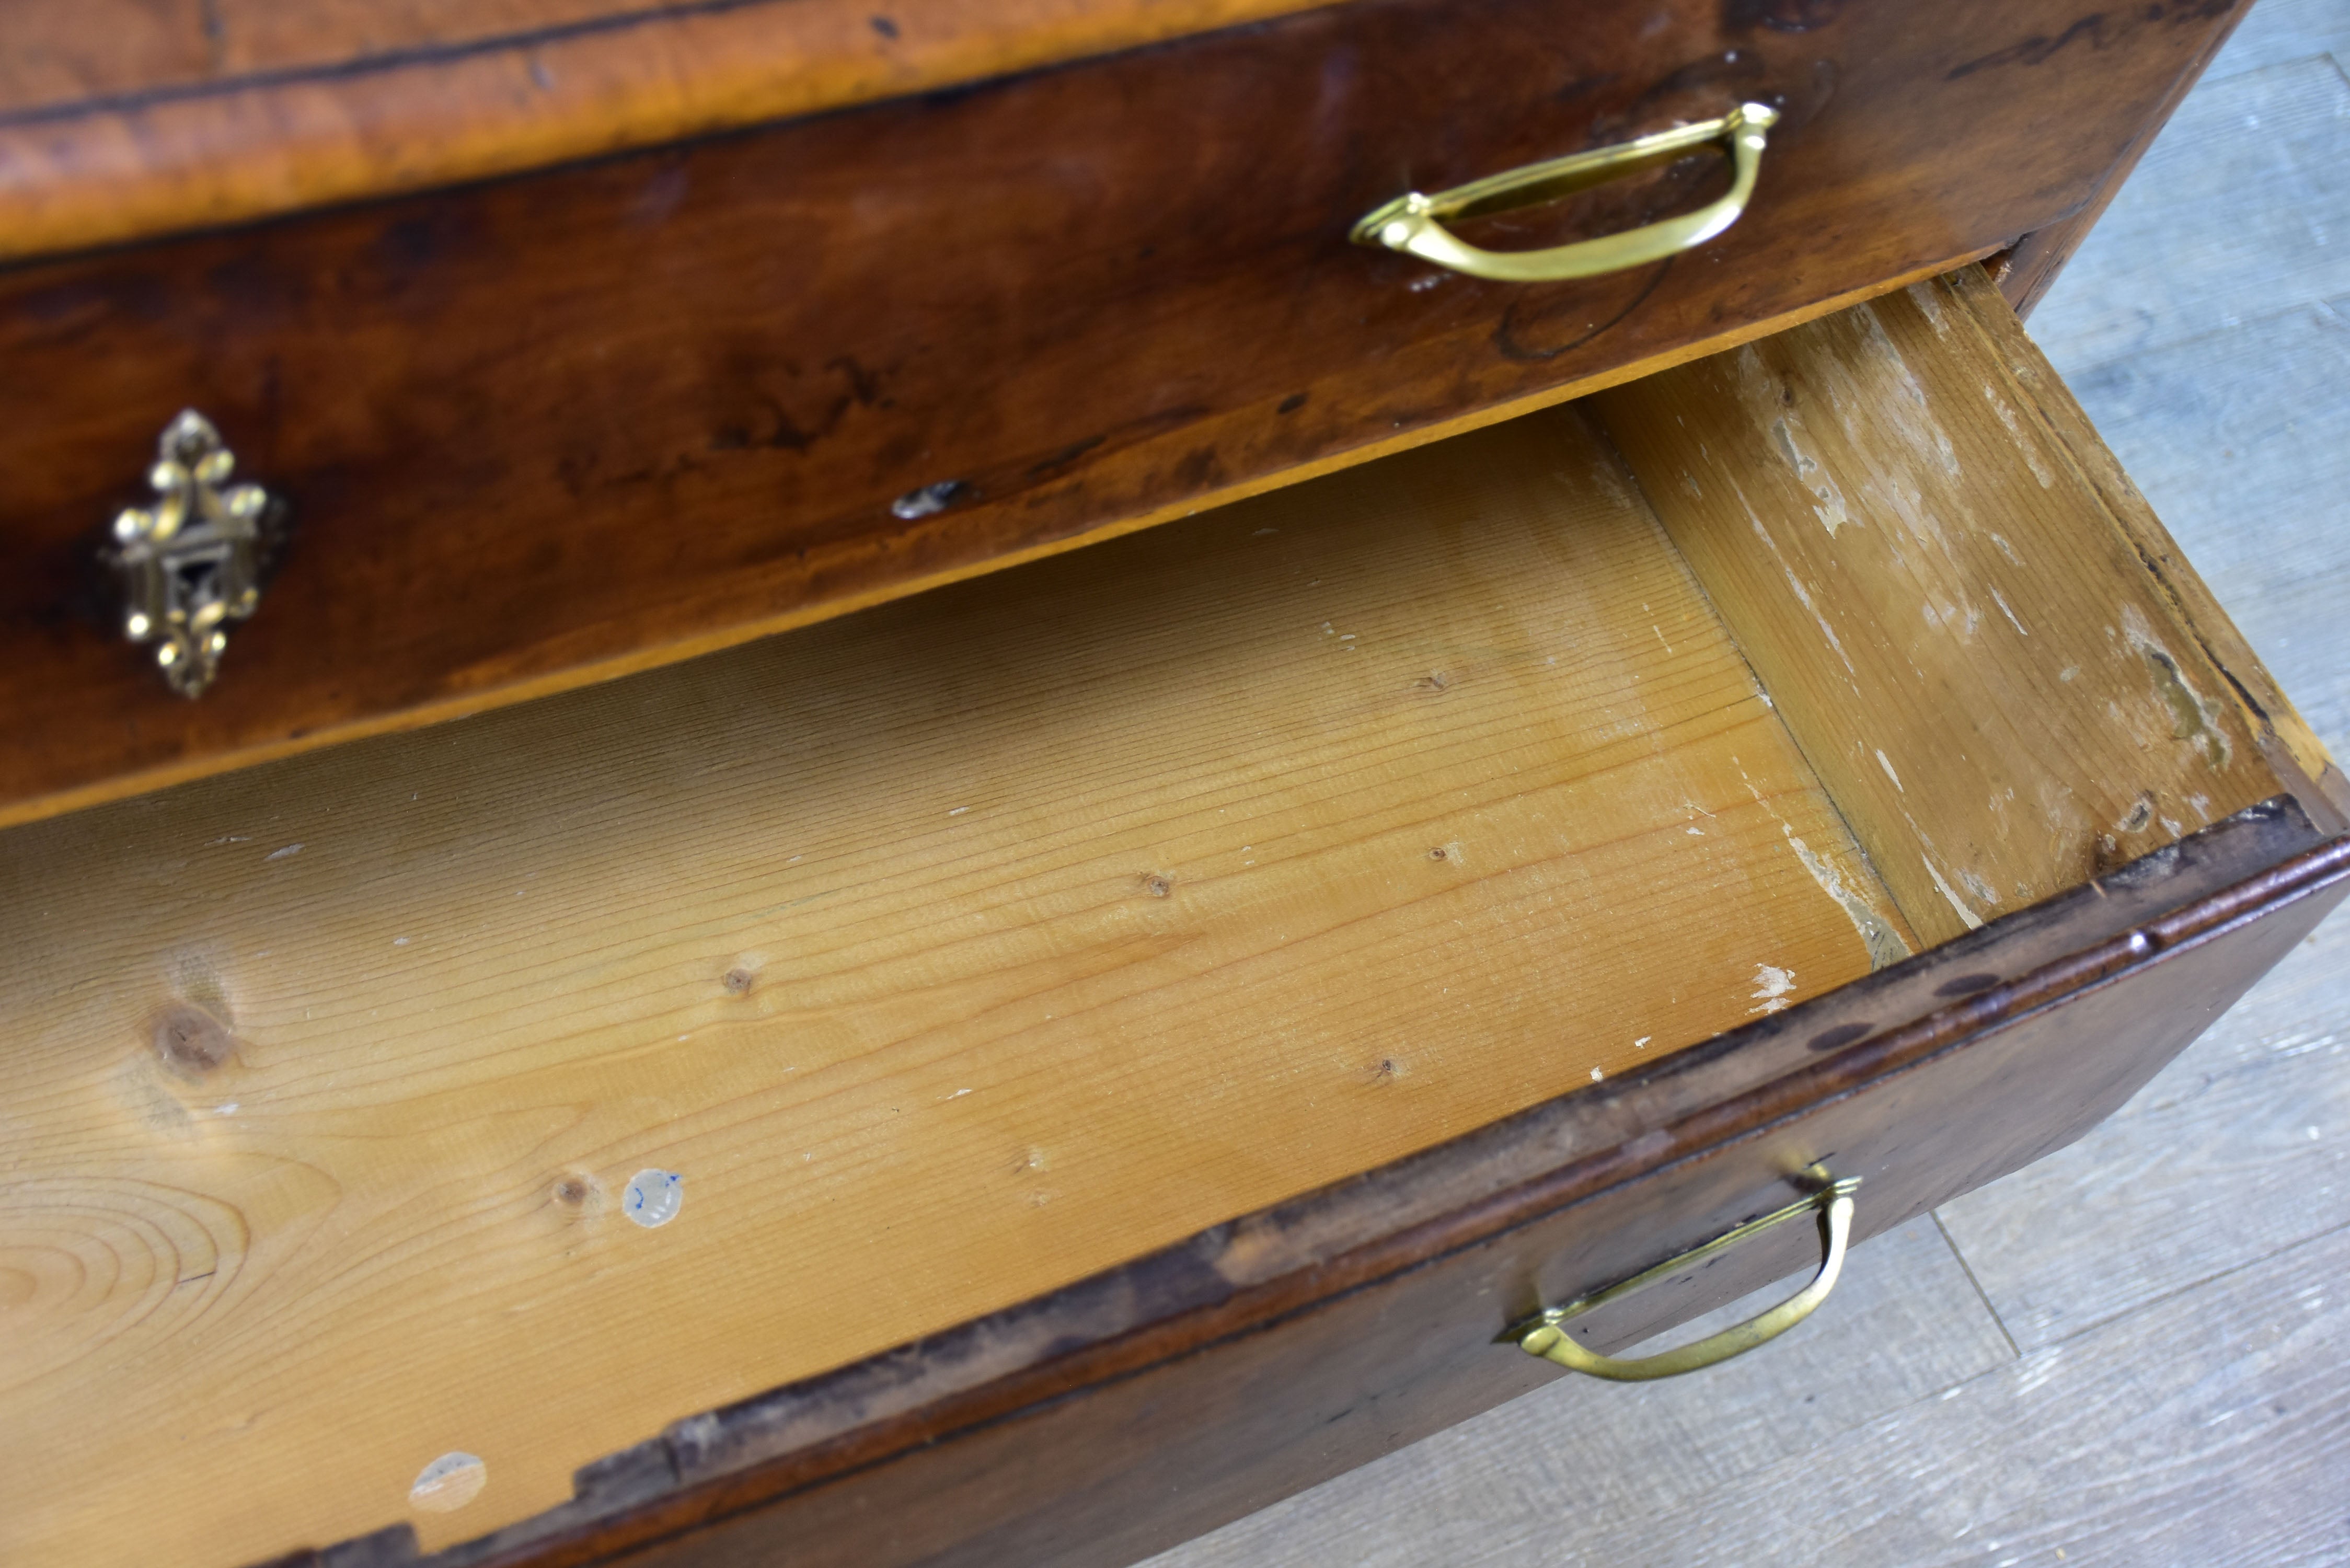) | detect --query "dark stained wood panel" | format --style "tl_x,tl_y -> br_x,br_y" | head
0,0 -> 2252,824
1996,0 -> 2254,316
